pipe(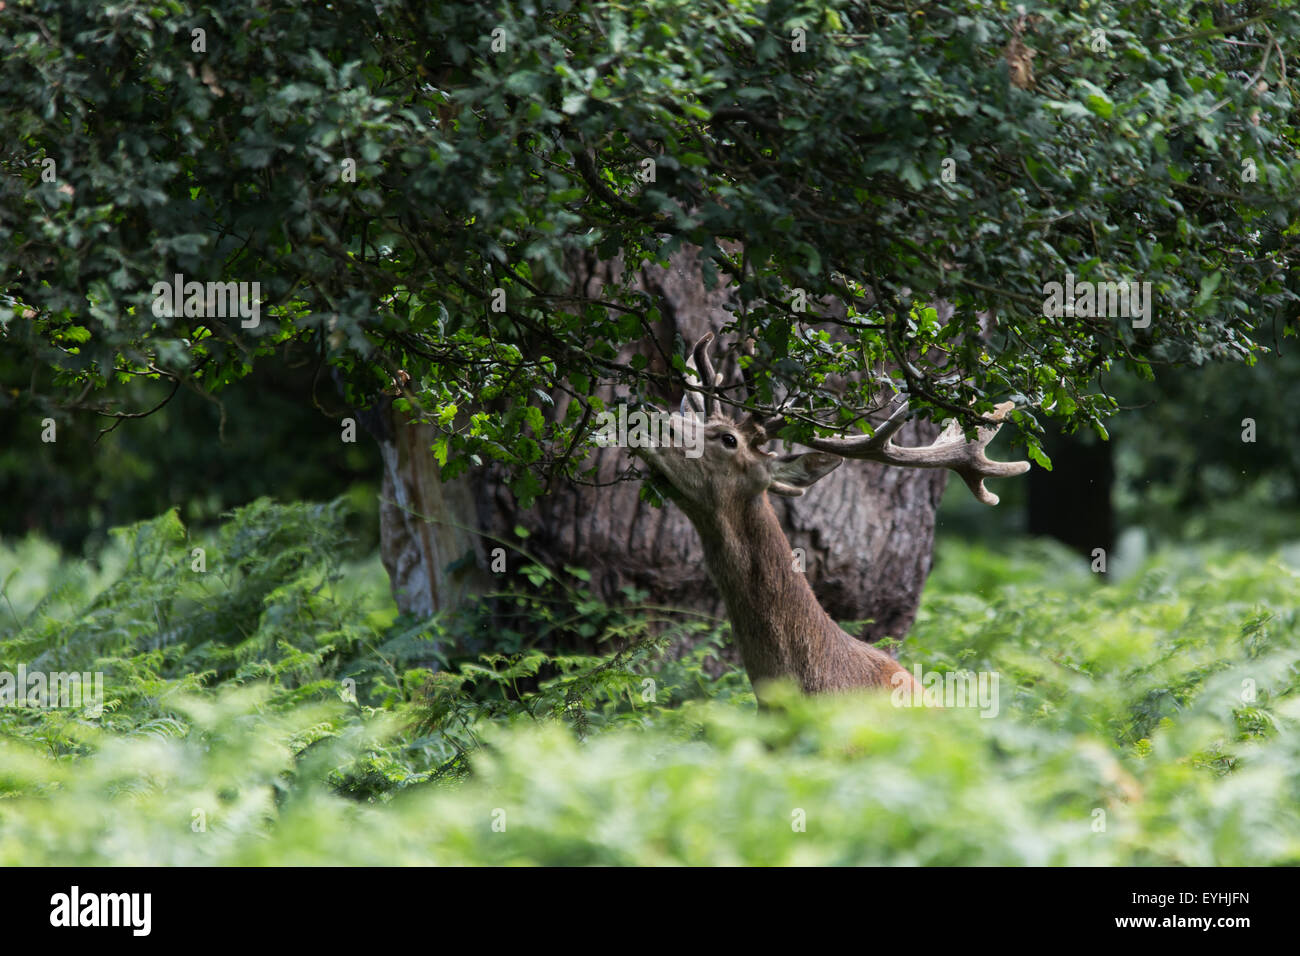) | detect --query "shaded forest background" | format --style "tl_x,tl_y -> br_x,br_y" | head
4,324 -> 1296,570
